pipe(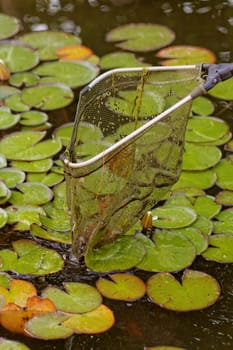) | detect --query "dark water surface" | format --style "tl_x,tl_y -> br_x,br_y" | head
0,1 -> 233,349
